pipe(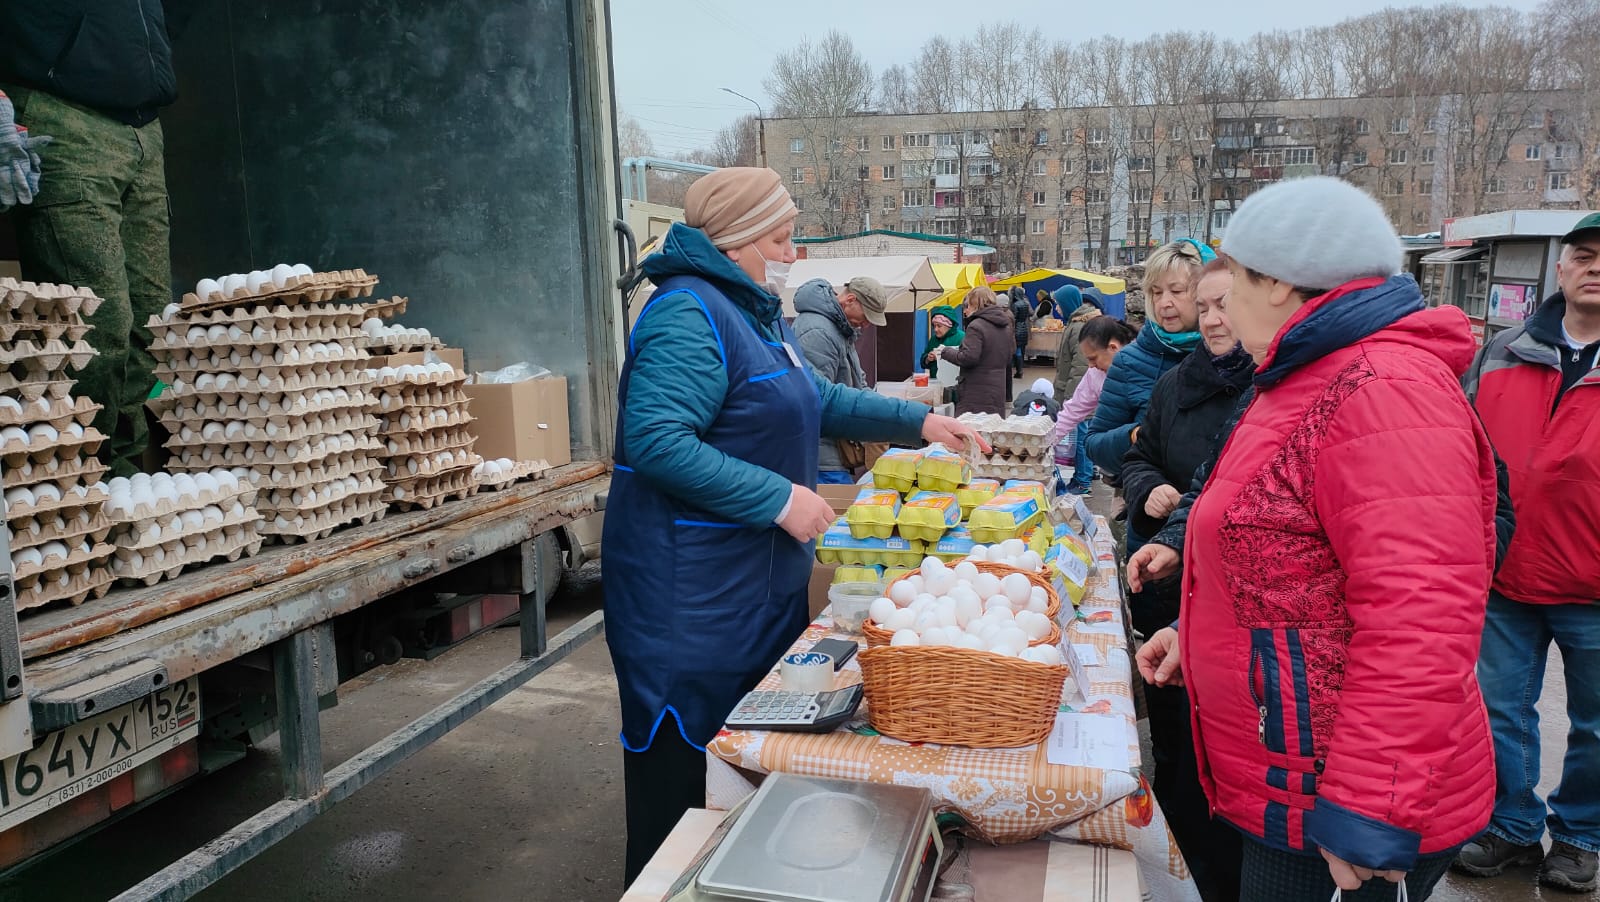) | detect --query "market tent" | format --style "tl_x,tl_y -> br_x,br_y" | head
924,262 -> 988,310
989,268 -> 1129,320
779,256 -> 943,316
